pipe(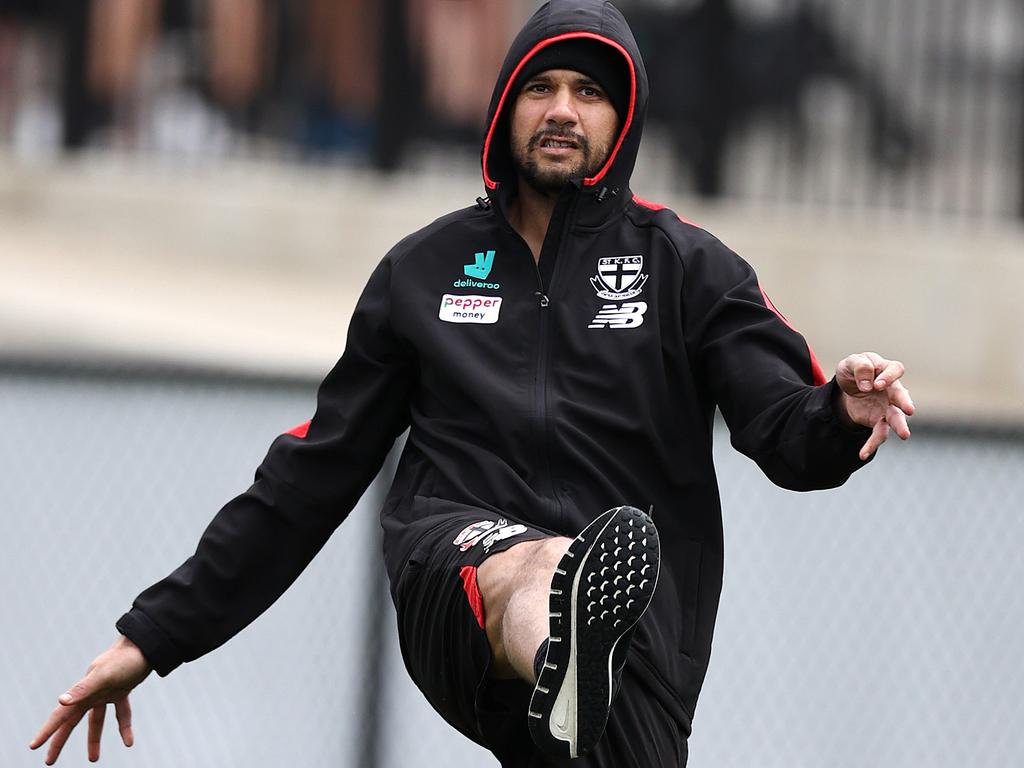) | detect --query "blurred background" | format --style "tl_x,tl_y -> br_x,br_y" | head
2,1 -> 1022,766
